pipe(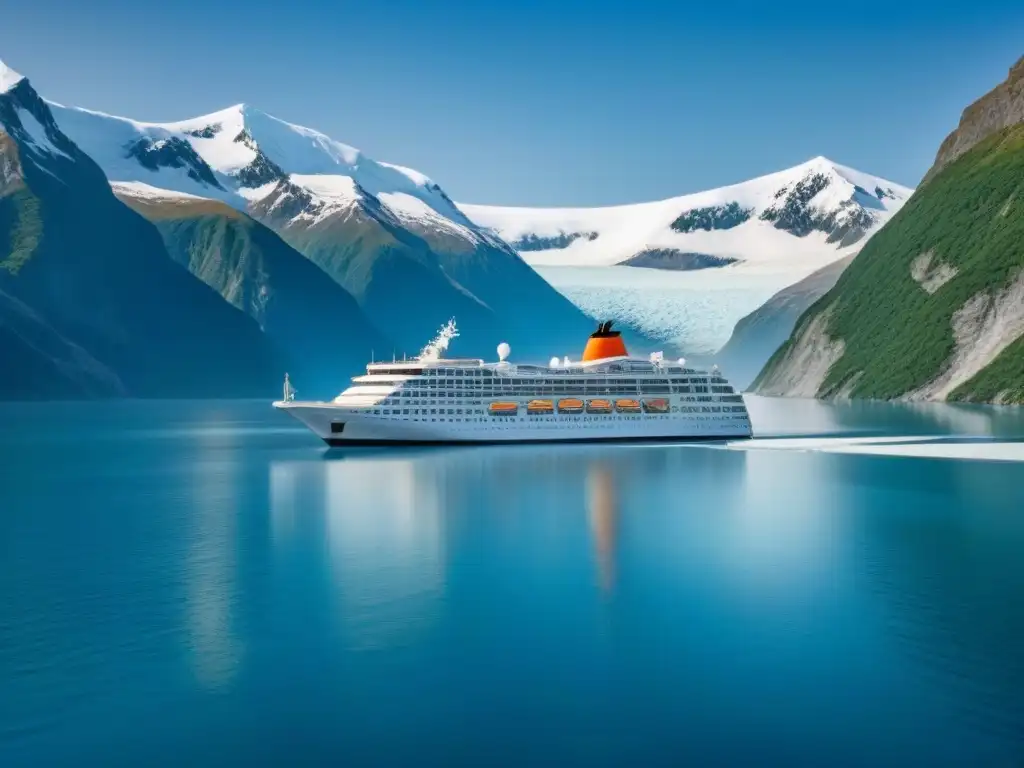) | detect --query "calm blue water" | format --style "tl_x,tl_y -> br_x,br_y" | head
2,397 -> 1024,766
